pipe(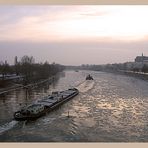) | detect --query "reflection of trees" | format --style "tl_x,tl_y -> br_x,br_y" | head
60,71 -> 65,78
25,88 -> 29,101
50,74 -> 61,89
